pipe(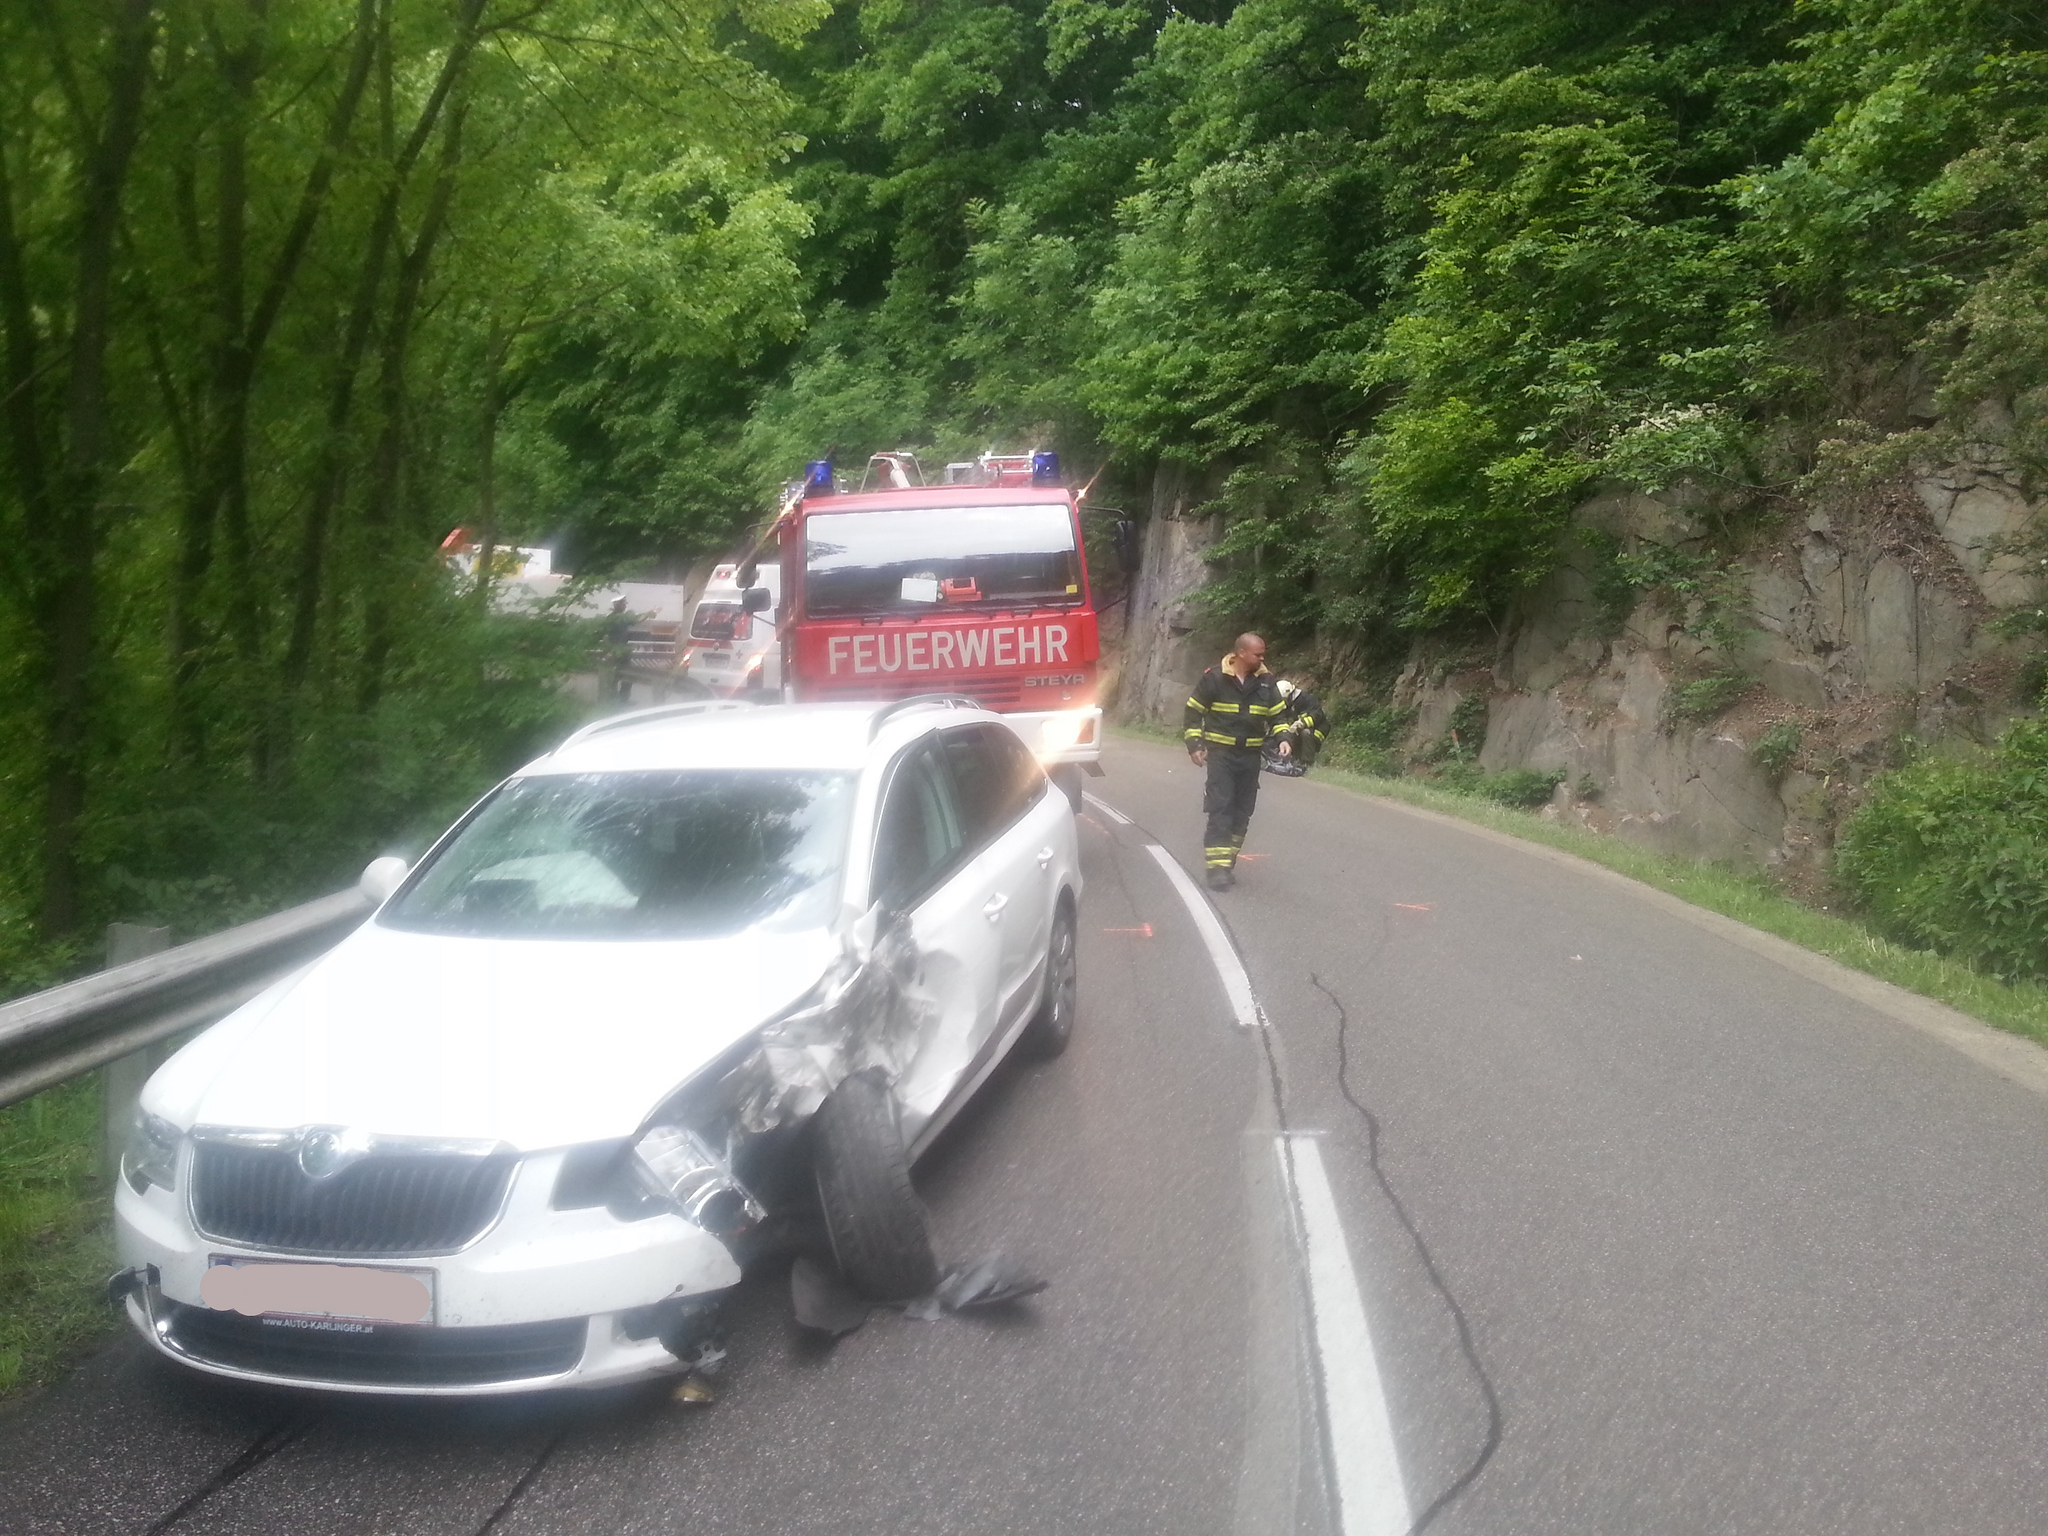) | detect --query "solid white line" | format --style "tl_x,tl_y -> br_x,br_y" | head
1277,1135 -> 1413,1536
1144,844 -> 1261,1029
1081,791 -> 1132,826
